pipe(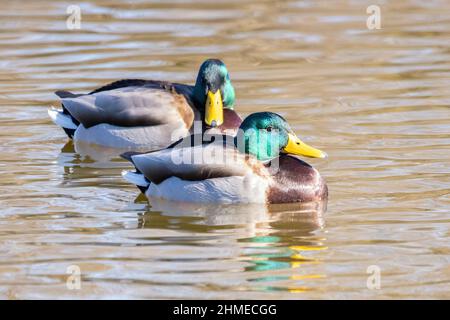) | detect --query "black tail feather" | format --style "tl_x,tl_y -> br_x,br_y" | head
121,152 -> 152,194
55,90 -> 83,99
62,128 -> 76,139
120,151 -> 145,164
136,185 -> 149,194
120,151 -> 145,175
